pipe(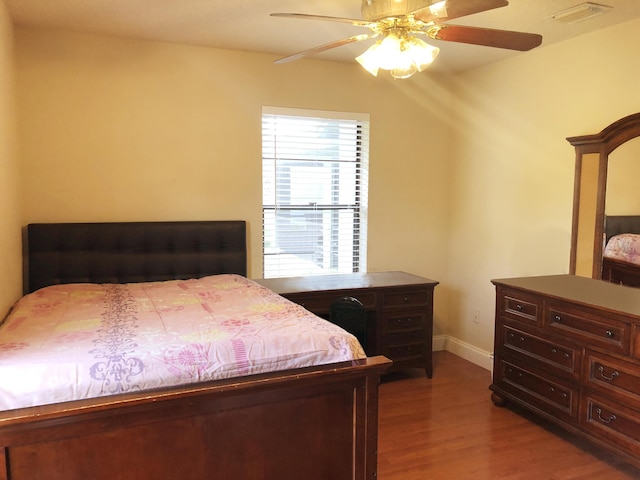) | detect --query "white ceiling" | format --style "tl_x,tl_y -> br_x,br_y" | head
5,0 -> 640,73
